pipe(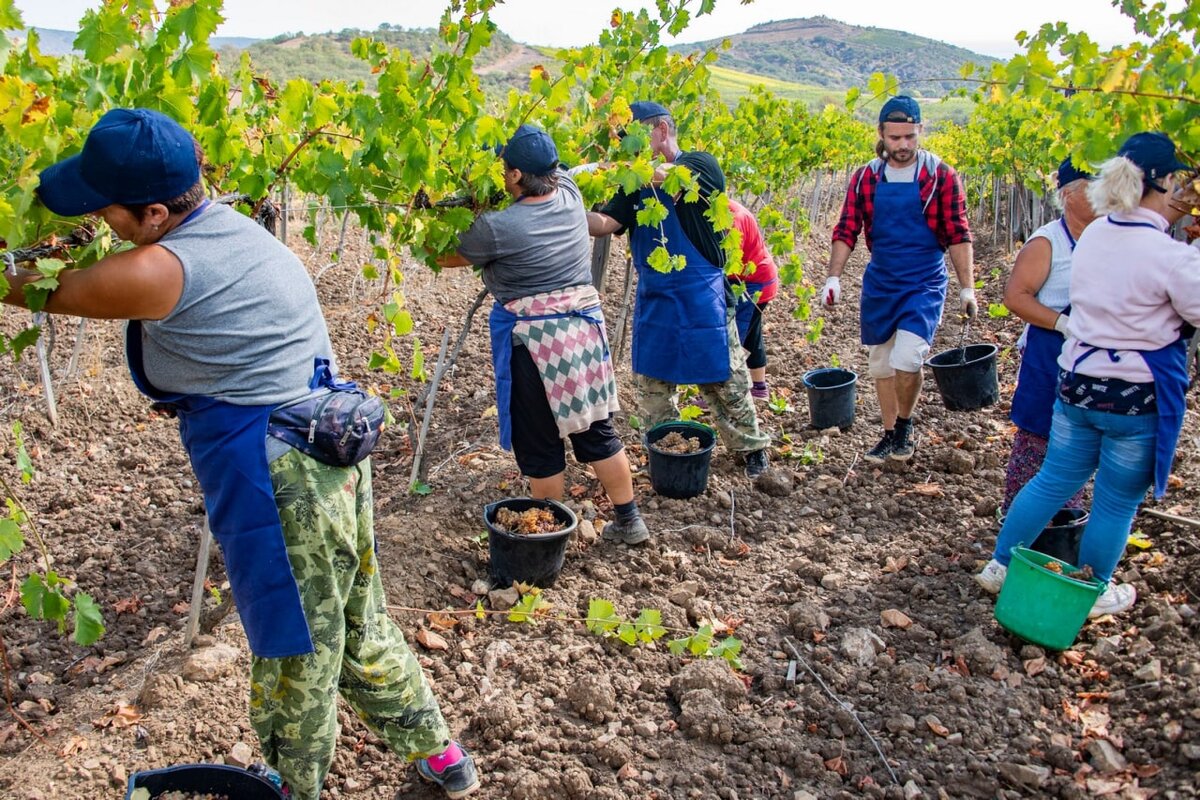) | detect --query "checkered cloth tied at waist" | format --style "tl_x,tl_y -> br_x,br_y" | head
505,285 -> 620,439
